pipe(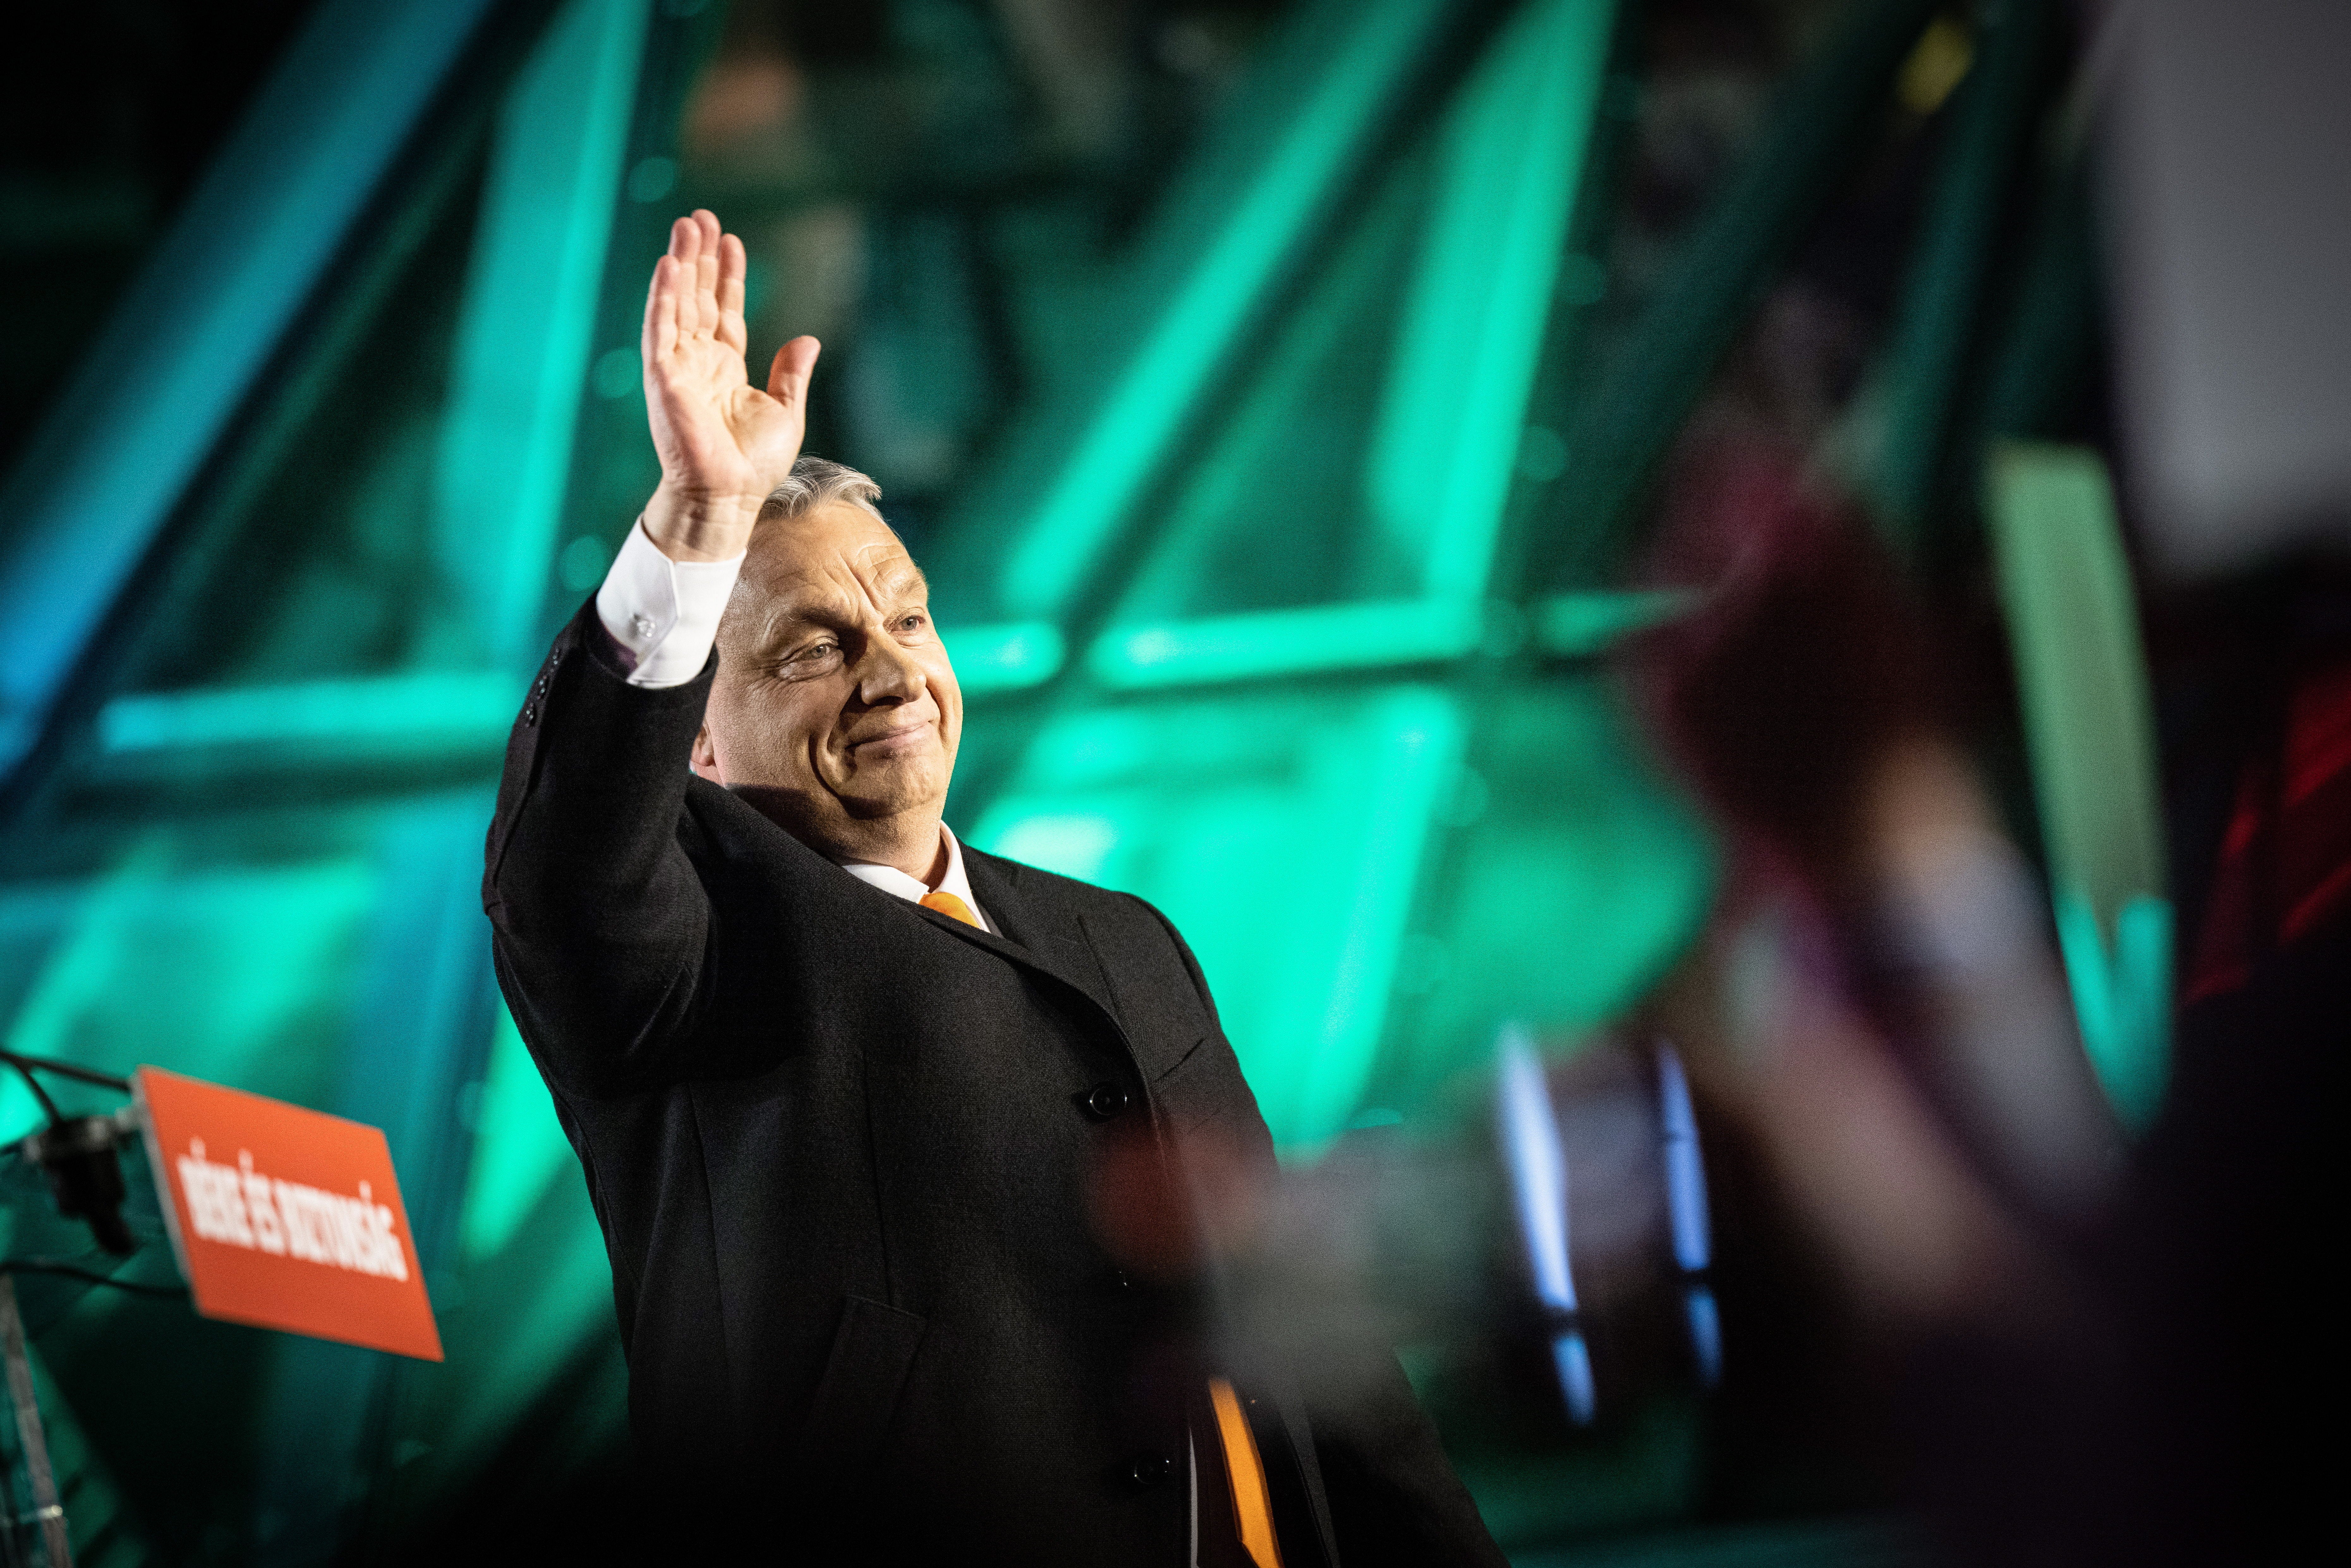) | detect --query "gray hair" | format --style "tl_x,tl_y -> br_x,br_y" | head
757,455 -> 883,524
722,456 -> 894,645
